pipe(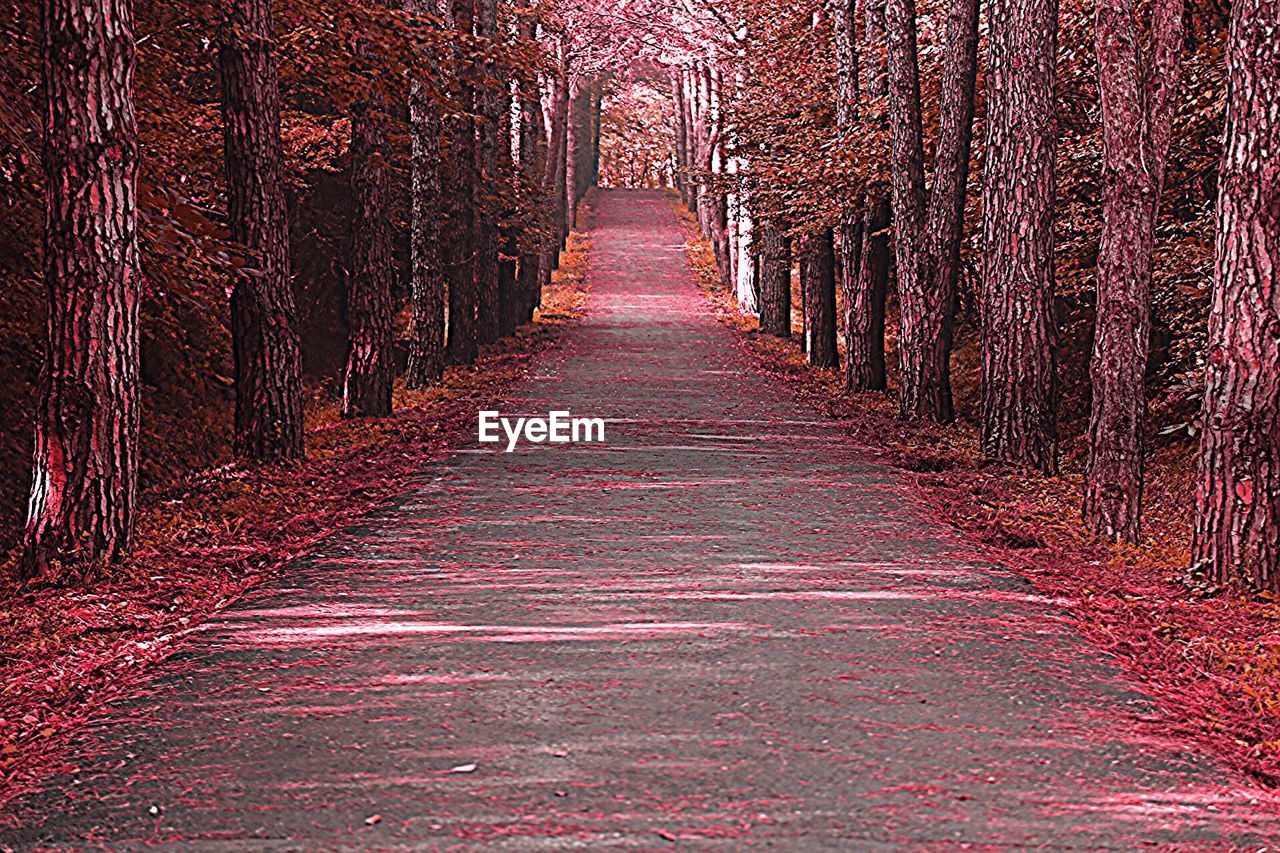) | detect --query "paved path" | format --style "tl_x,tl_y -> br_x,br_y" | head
7,190 -> 1279,848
